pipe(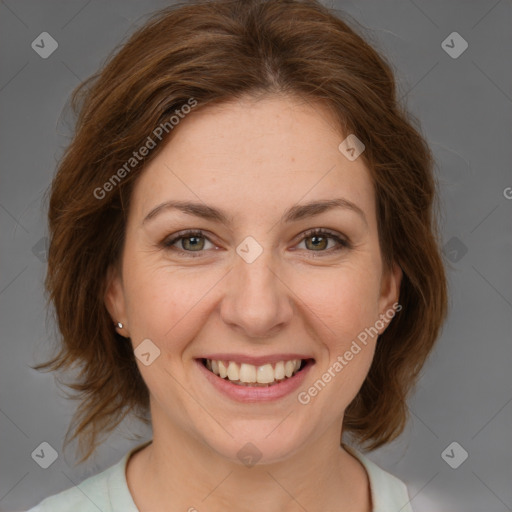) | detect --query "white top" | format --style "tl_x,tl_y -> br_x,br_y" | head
27,442 -> 413,512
